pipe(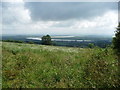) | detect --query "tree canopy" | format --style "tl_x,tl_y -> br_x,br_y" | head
112,22 -> 120,55
41,35 -> 52,45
